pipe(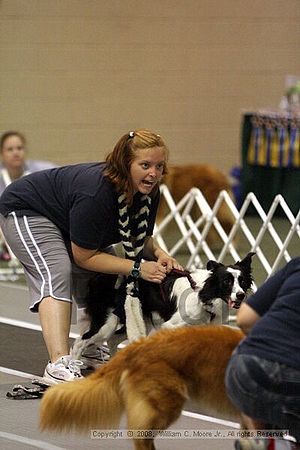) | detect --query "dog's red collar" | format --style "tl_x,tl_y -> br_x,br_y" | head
169,268 -> 197,289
